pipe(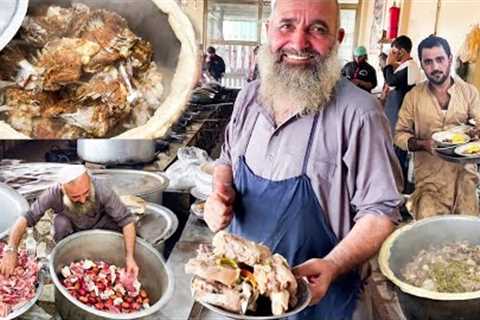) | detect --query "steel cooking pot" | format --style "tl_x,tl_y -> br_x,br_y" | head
0,182 -> 29,239
77,139 -> 157,165
379,215 -> 480,320
49,230 -> 174,320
